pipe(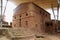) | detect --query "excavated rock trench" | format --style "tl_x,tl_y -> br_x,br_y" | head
0,28 -> 60,40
